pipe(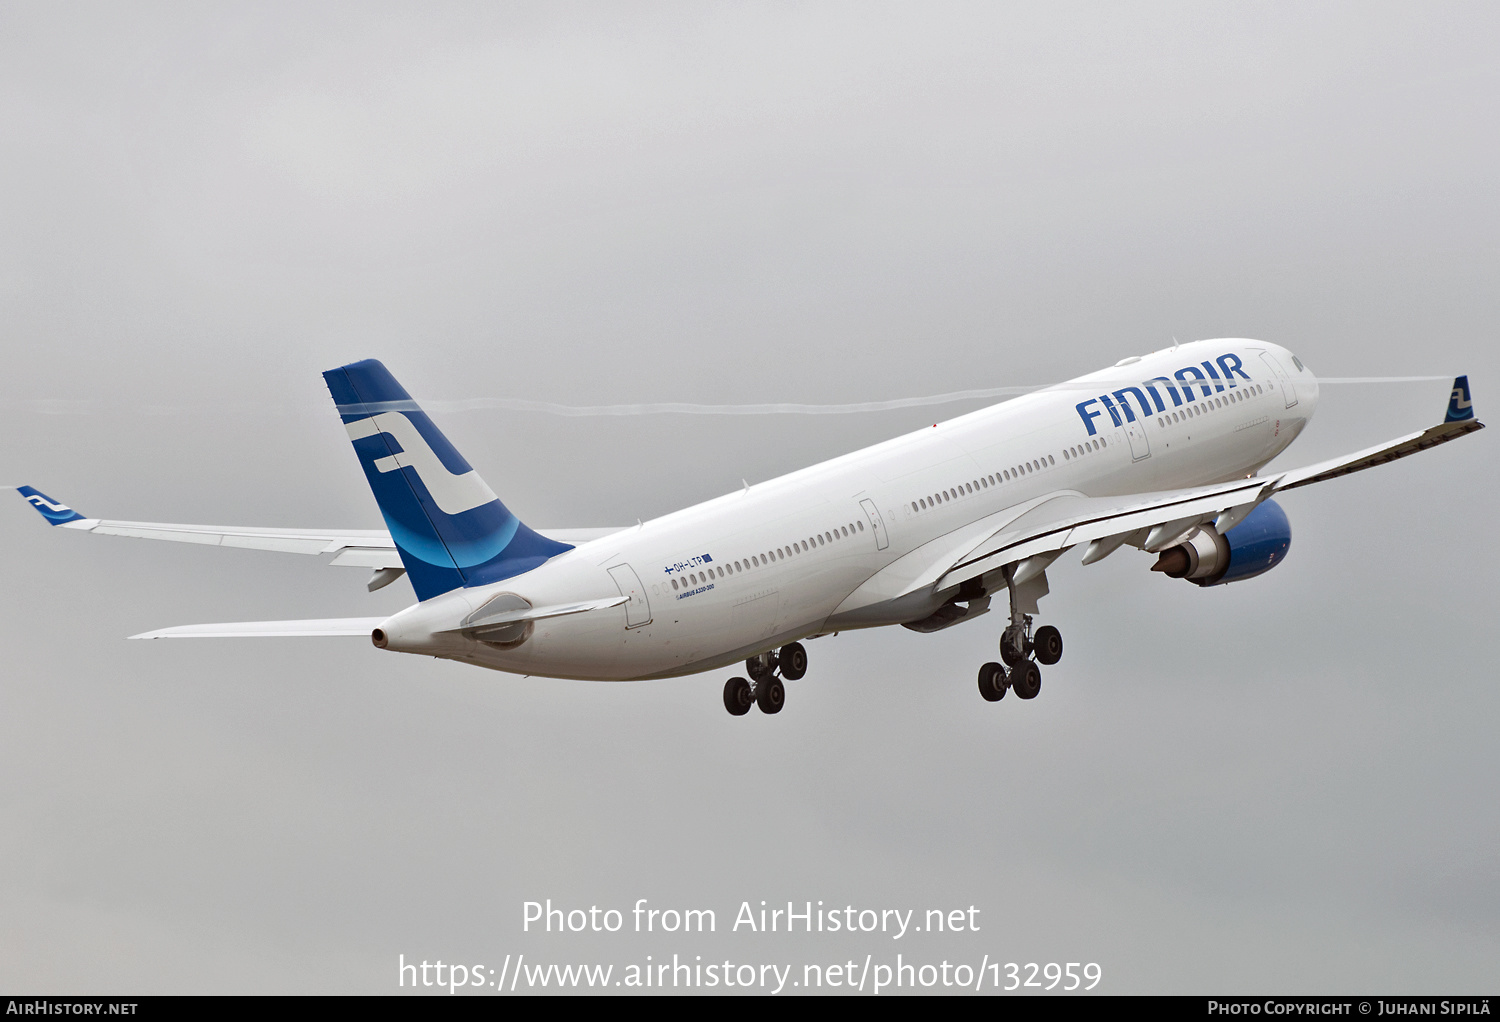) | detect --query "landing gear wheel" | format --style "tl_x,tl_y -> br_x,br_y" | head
1033,625 -> 1063,666
1010,660 -> 1041,700
977,661 -> 1007,702
723,677 -> 753,716
756,677 -> 785,715
746,655 -> 774,682
1000,631 -> 1028,666
779,642 -> 808,681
